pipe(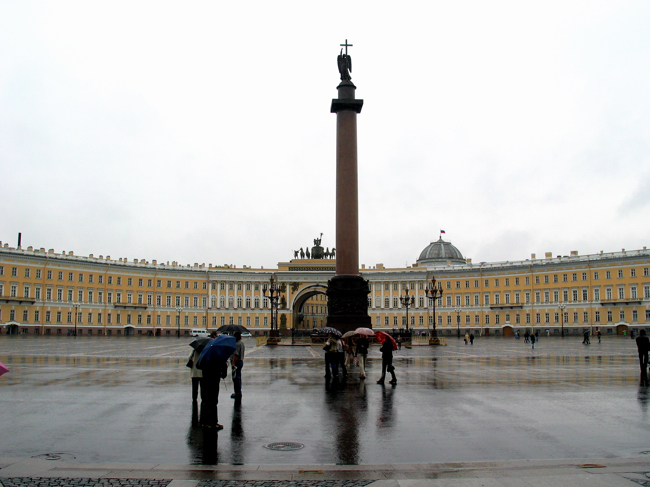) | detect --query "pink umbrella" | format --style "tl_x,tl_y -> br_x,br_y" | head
354,327 -> 375,336
0,361 -> 8,377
